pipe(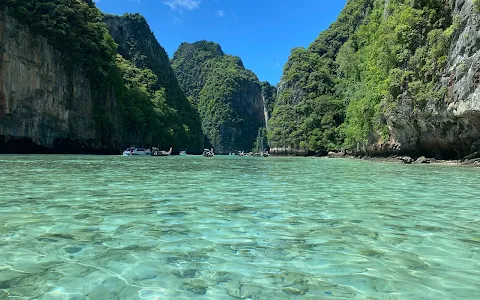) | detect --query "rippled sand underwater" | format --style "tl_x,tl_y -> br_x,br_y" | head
0,155 -> 479,299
